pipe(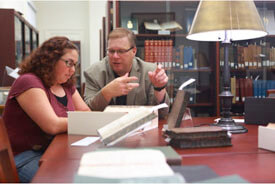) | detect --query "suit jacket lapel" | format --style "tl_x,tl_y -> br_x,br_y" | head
106,58 -> 116,104
127,59 -> 140,105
